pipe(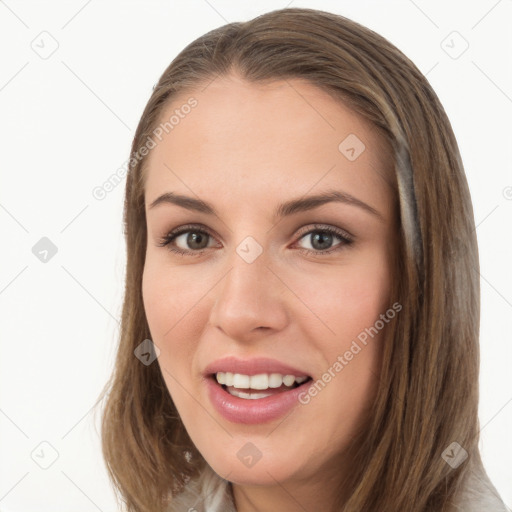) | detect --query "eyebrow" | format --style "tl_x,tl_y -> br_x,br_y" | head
148,189 -> 383,220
